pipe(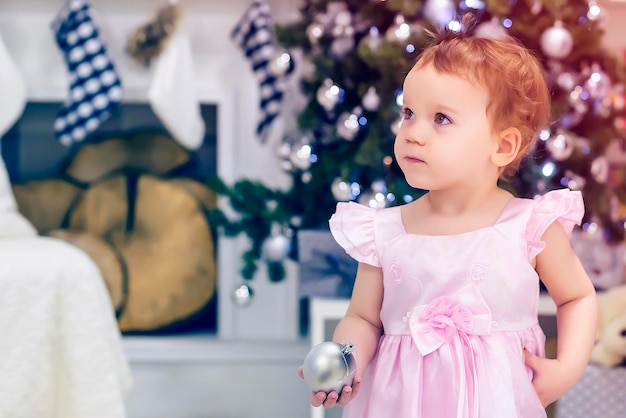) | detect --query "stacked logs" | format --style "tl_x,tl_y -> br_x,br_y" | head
13,133 -> 217,332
